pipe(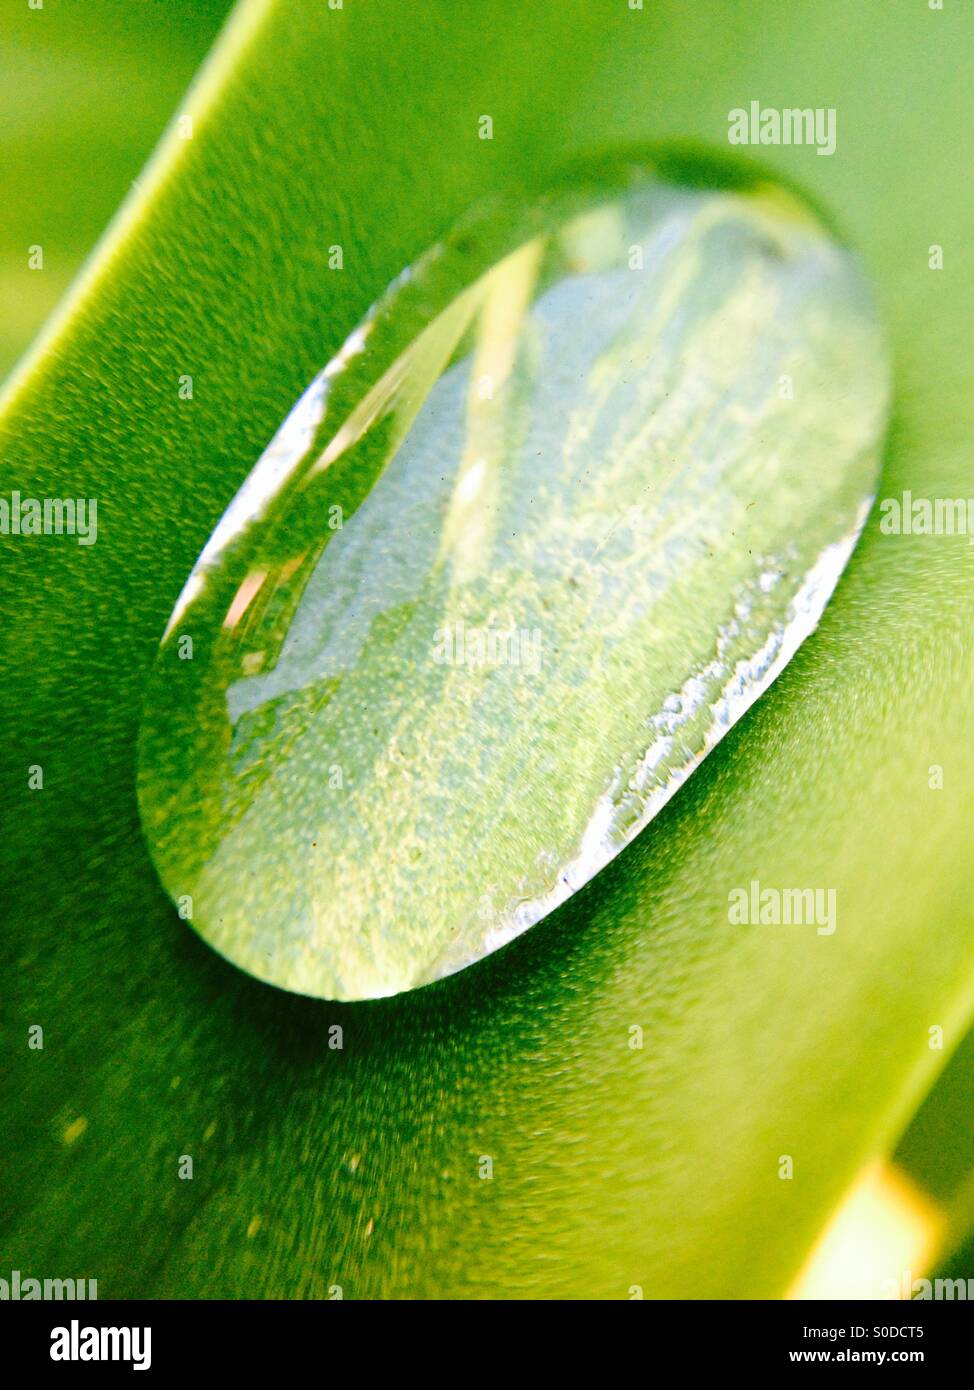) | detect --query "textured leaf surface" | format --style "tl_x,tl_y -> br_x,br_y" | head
2,0 -> 973,1298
